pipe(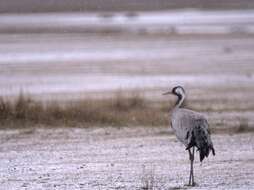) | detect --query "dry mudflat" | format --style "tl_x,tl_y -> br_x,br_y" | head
0,127 -> 253,190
